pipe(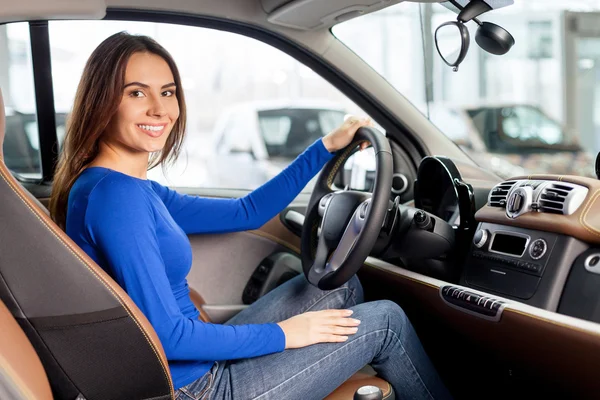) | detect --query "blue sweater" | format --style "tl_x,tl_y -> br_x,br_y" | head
65,138 -> 334,389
